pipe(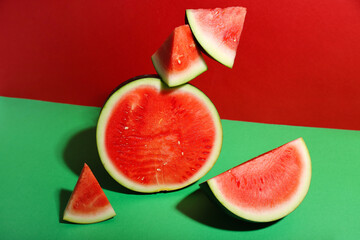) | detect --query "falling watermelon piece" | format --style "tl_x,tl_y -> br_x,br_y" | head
201,138 -> 311,222
186,6 -> 247,68
96,76 -> 222,193
151,25 -> 207,87
63,163 -> 116,224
